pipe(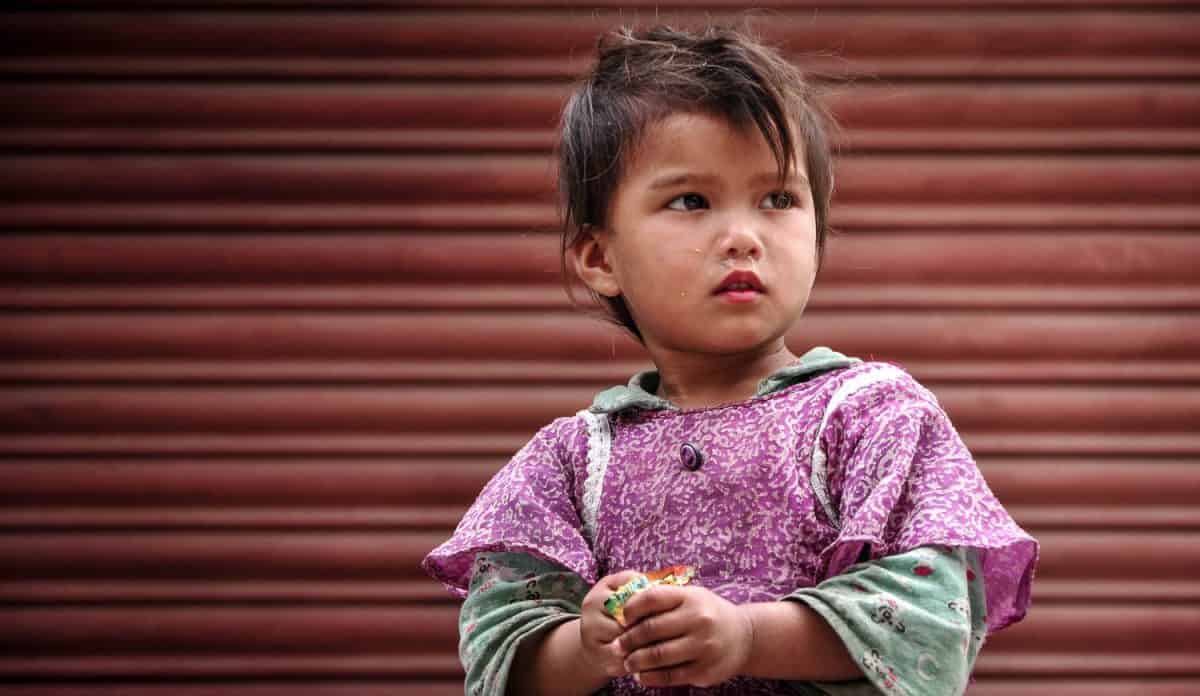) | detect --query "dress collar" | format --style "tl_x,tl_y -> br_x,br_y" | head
588,346 -> 860,414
